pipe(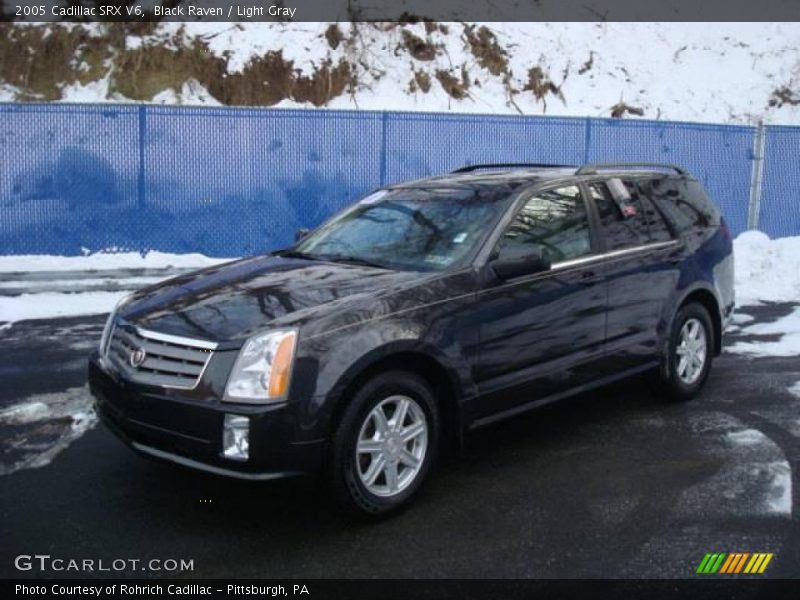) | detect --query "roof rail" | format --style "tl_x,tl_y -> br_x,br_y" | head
451,163 -> 573,174
575,162 -> 688,176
